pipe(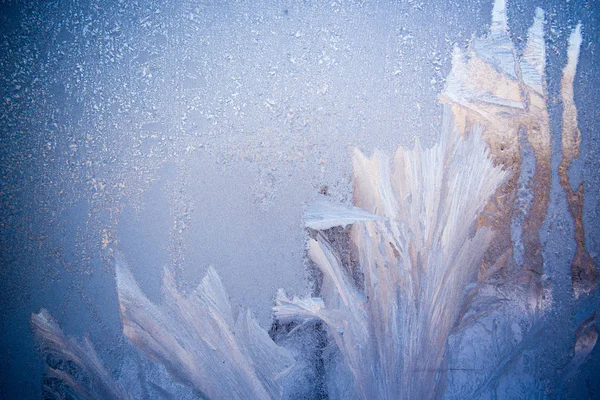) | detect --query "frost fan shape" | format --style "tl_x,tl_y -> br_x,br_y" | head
277,110 -> 506,399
